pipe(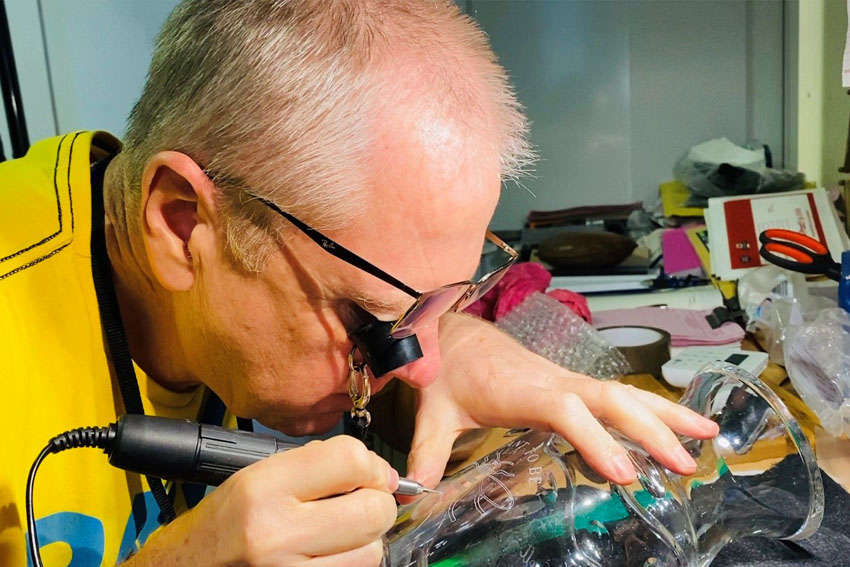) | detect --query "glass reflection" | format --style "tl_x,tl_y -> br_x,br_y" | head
383,362 -> 823,567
